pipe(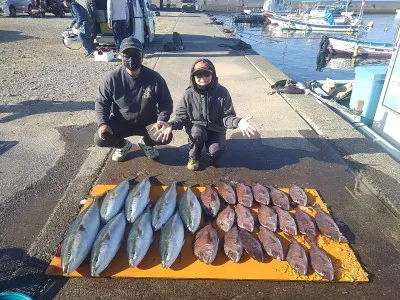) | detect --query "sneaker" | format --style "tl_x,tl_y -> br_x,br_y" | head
112,139 -> 132,162
138,138 -> 159,159
187,159 -> 199,171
